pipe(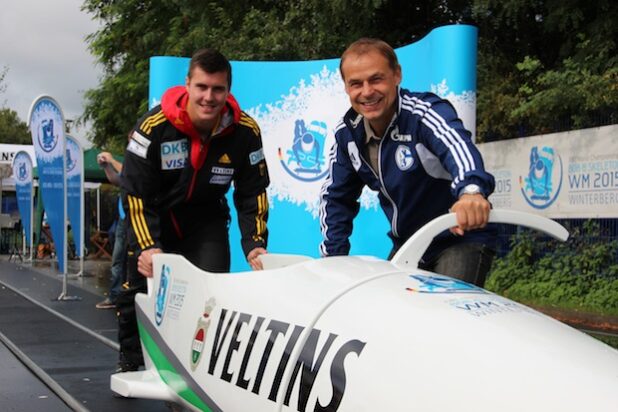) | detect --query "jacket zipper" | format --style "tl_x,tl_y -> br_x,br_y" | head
376,137 -> 399,238
186,141 -> 204,201
169,210 -> 183,239
358,122 -> 399,238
